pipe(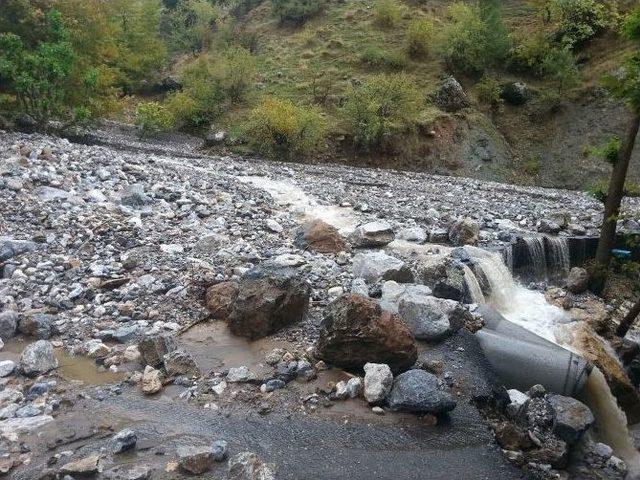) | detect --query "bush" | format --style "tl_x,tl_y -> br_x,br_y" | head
360,47 -> 408,70
342,74 -> 420,151
244,97 -> 326,157
522,155 -> 542,176
166,58 -> 224,128
168,0 -> 220,53
550,0 -> 612,49
436,1 -> 510,75
585,136 -> 620,164
135,101 -> 174,136
271,0 -> 323,24
405,18 -> 433,57
373,0 -> 403,28
475,75 -> 502,108
217,46 -> 257,102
